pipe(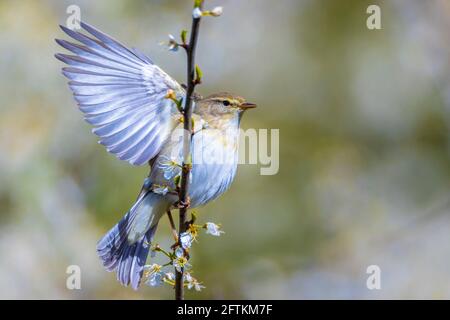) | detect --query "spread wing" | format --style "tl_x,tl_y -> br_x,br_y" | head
55,22 -> 184,165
